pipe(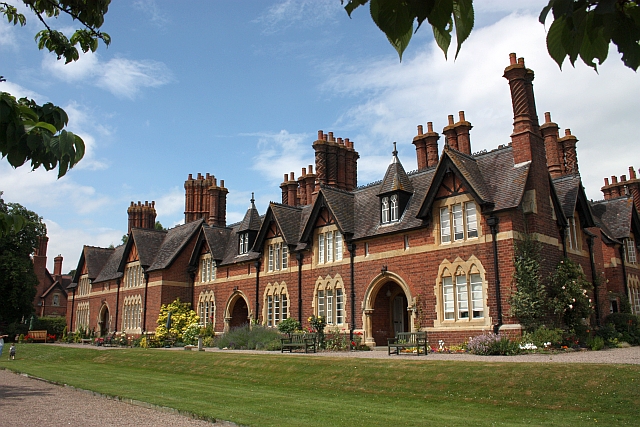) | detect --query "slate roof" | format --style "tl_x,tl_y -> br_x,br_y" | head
94,245 -> 125,283
270,203 -> 304,245
148,219 -> 204,271
378,151 -> 414,195
446,148 -> 492,203
130,228 -> 167,268
474,146 -> 530,212
203,225 -> 233,261
83,246 -> 115,281
219,220 -> 262,266
590,197 -> 635,240
42,276 -> 72,297
553,174 -> 581,219
320,187 -> 355,235
238,198 -> 262,232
